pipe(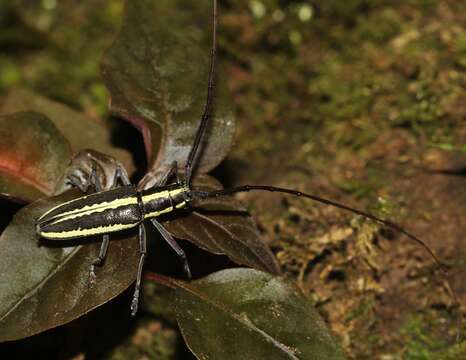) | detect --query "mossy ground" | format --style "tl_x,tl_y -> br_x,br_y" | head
1,0 -> 465,358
